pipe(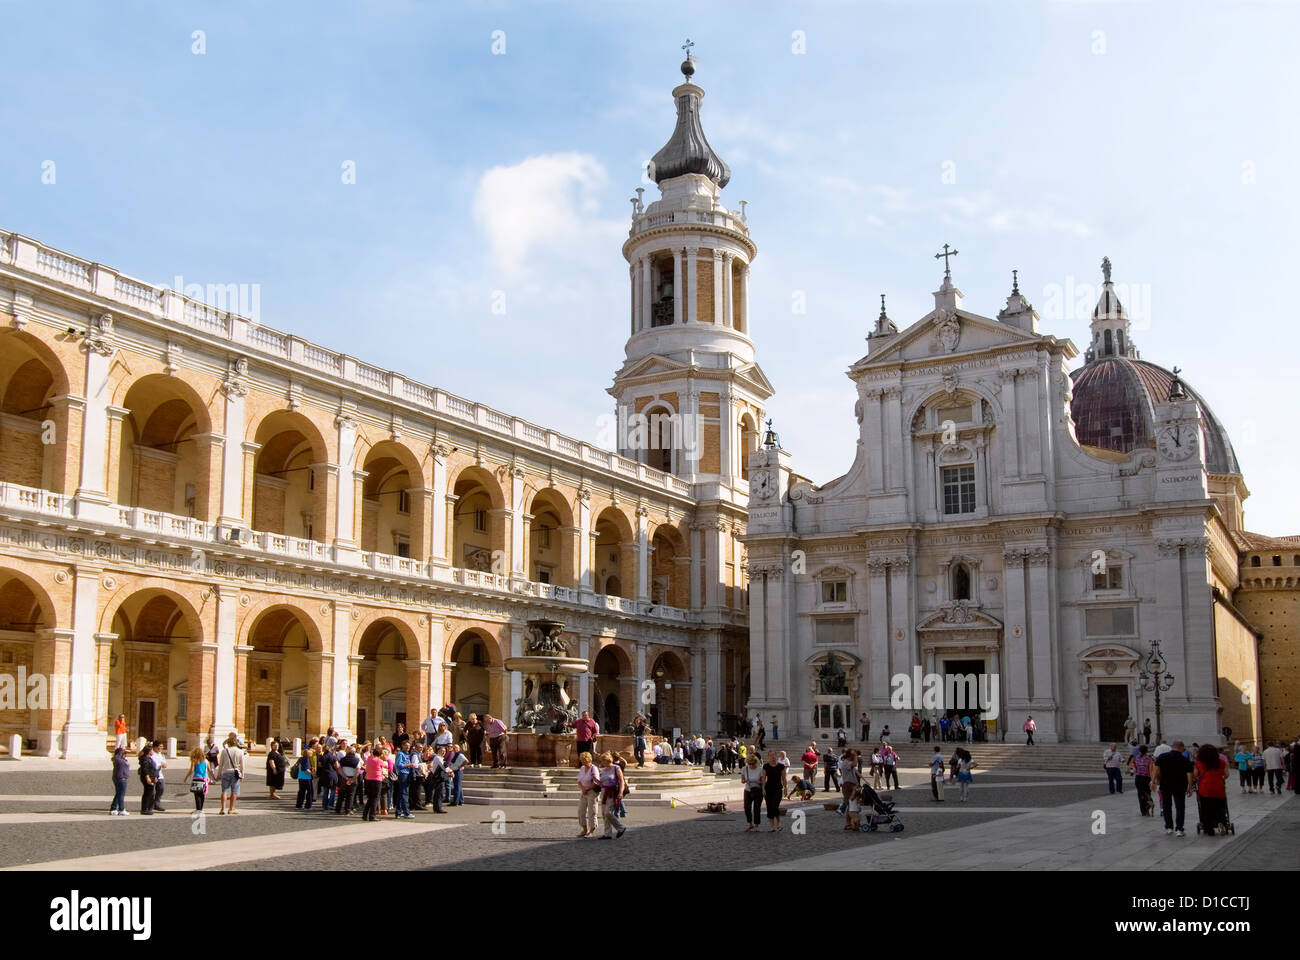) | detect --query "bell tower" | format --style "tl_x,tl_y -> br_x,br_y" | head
609,50 -> 773,491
